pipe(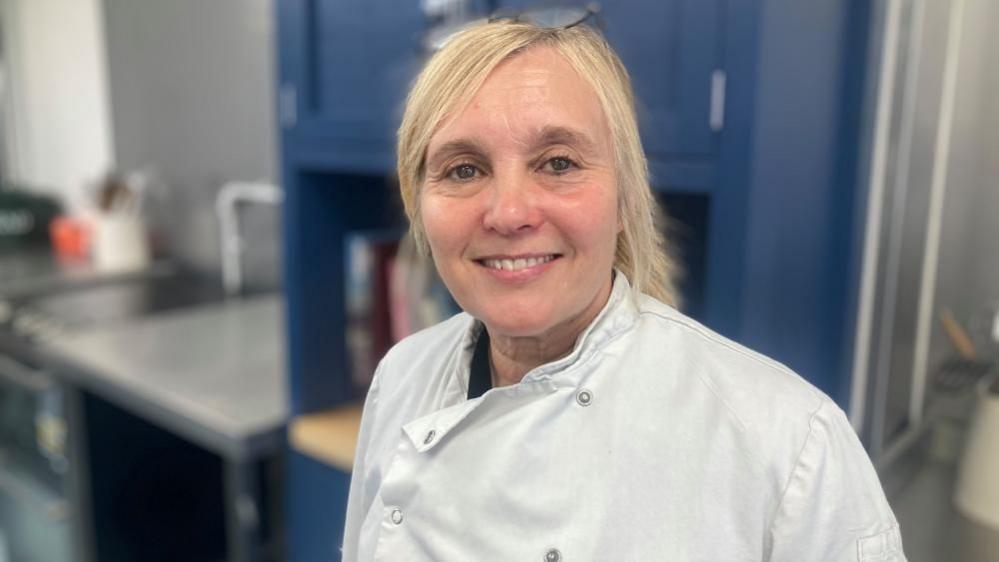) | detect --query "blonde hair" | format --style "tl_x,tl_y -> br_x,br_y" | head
396,20 -> 678,306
